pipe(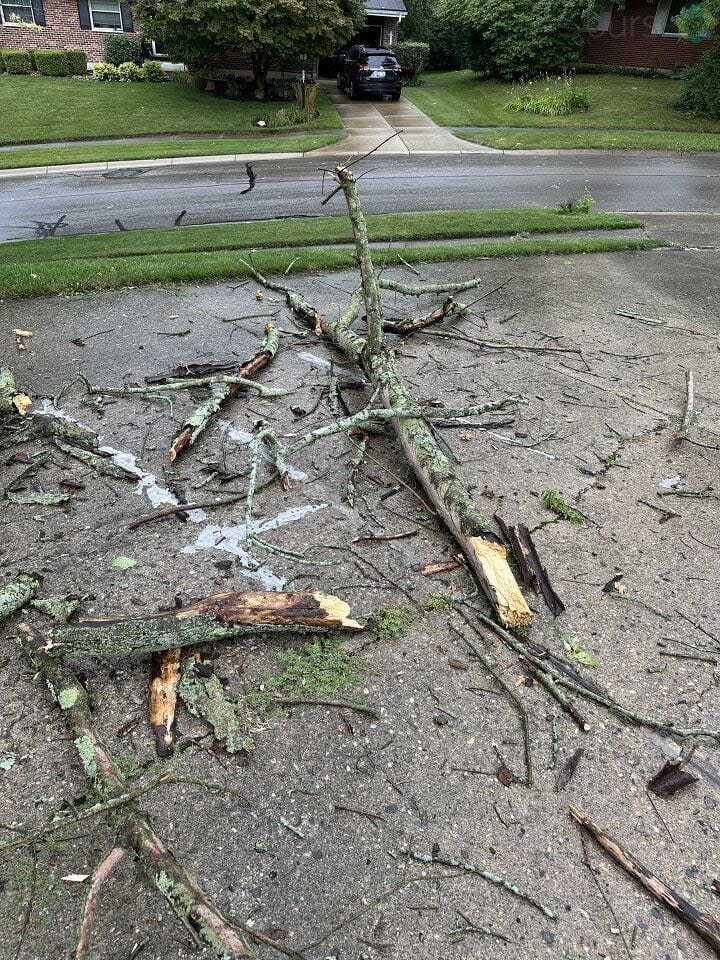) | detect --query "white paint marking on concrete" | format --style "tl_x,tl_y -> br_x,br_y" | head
218,419 -> 307,481
35,401 -> 325,589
